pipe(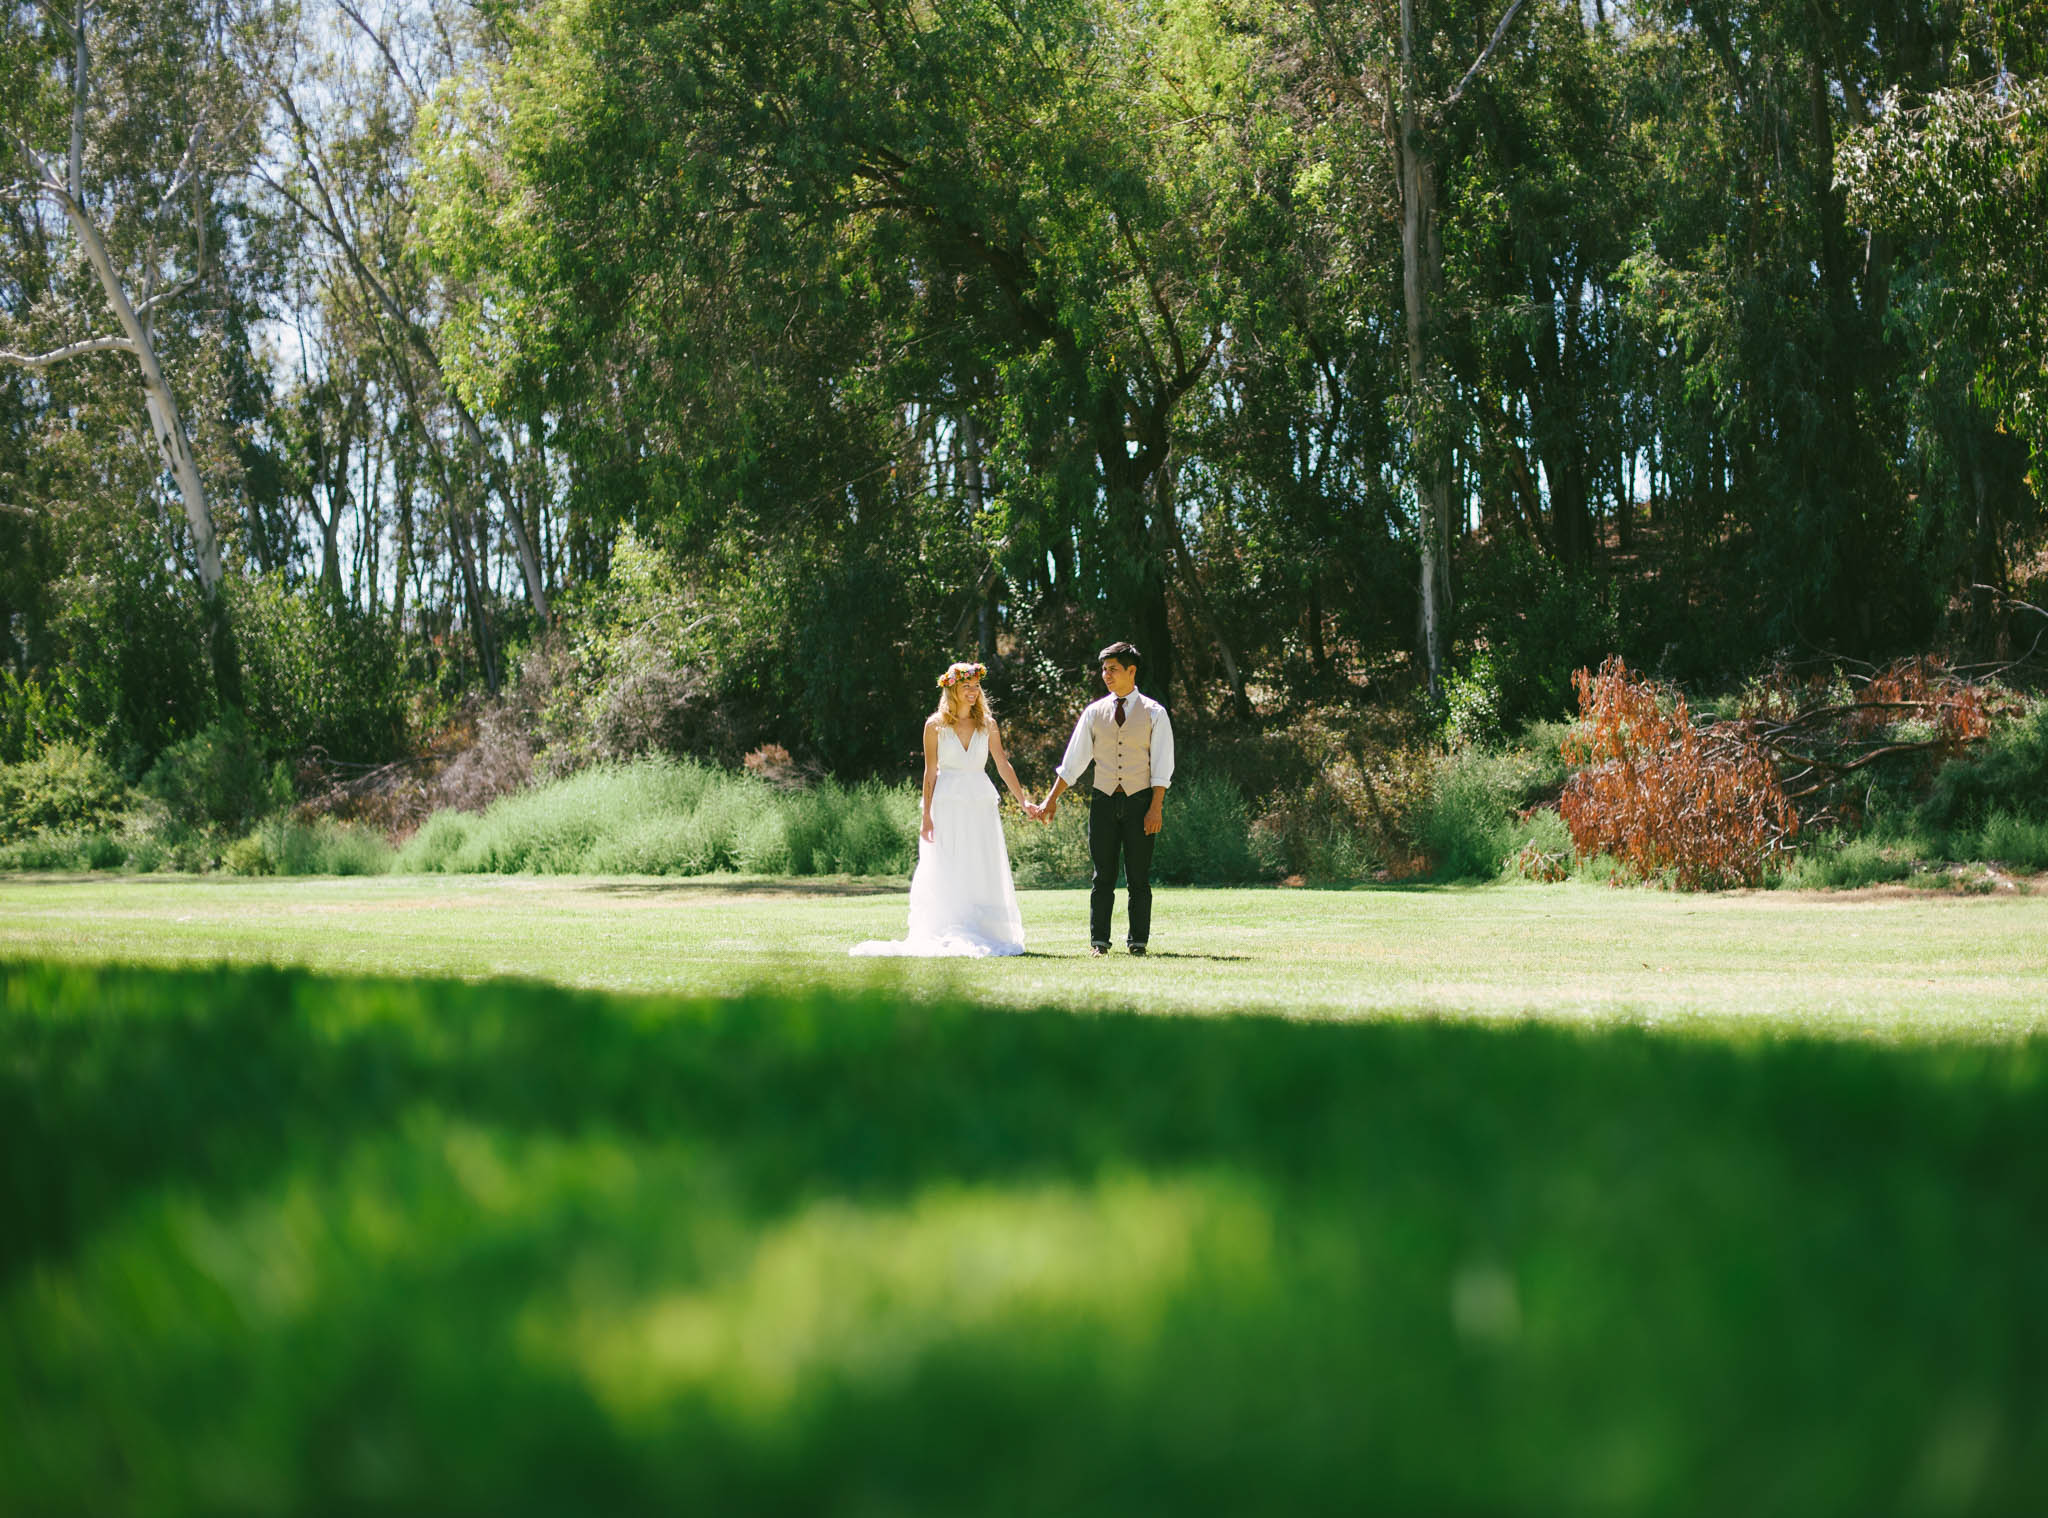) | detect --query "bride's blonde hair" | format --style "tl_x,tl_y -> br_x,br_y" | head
931,661 -> 993,730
